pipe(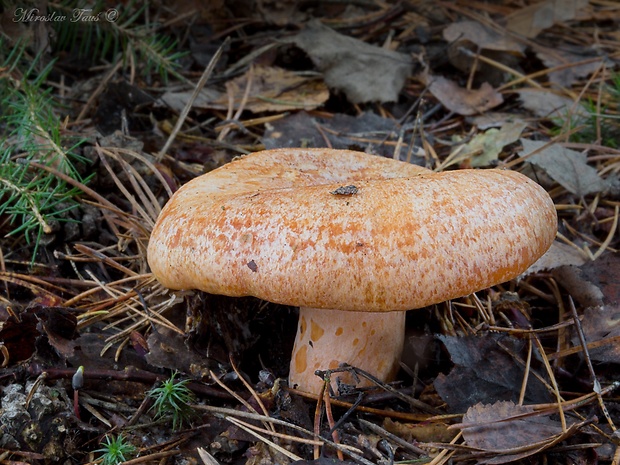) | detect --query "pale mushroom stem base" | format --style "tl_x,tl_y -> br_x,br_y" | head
289,307 -> 406,394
